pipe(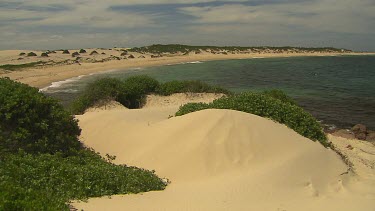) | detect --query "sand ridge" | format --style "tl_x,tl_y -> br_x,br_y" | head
73,104 -> 375,210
